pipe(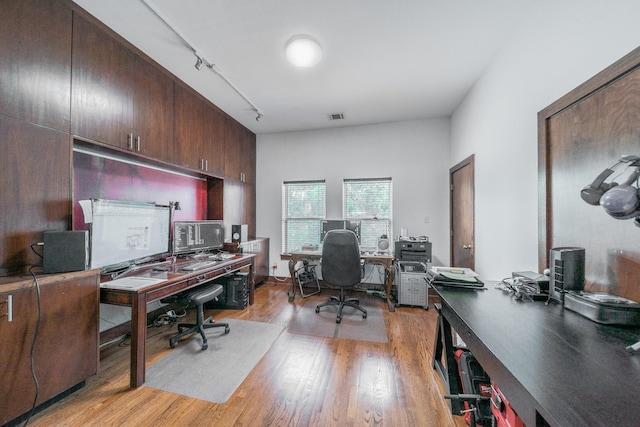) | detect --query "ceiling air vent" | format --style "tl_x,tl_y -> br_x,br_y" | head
328,113 -> 345,121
